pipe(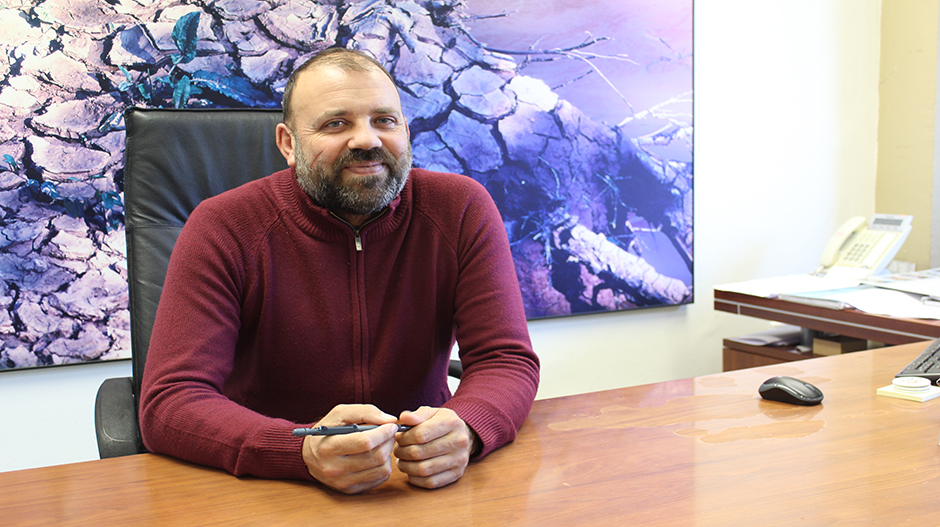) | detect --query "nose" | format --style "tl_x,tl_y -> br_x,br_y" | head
347,122 -> 383,151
